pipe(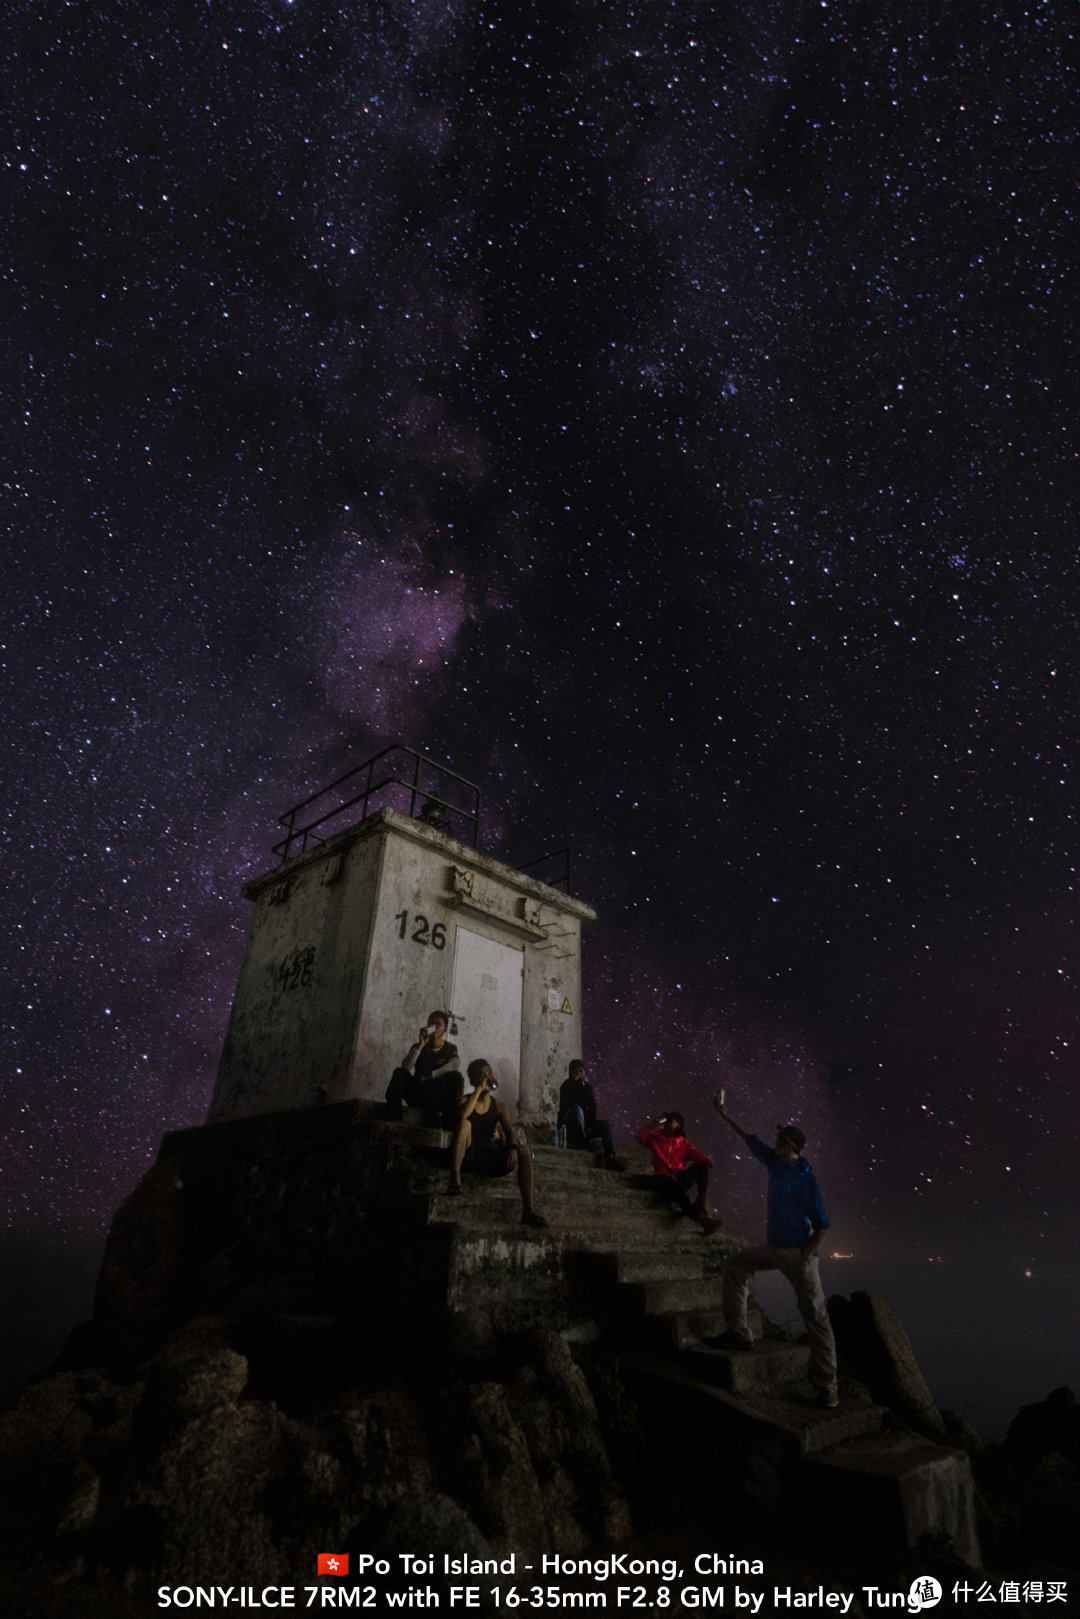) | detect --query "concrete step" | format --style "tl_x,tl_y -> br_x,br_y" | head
530,1146 -> 640,1177
679,1338 -> 812,1396
372,1121 -> 452,1151
608,1305 -> 720,1353
403,1162 -> 669,1211
651,1356 -> 885,1457
798,1428 -> 980,1565
605,1296 -> 773,1354
612,1276 -> 727,1318
381,1133 -> 637,1178
597,1250 -> 709,1285
421,1186 -> 718,1235
609,1349 -> 887,1466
